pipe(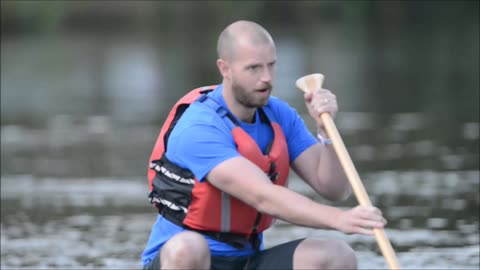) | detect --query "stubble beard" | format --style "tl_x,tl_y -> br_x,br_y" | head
231,78 -> 271,108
